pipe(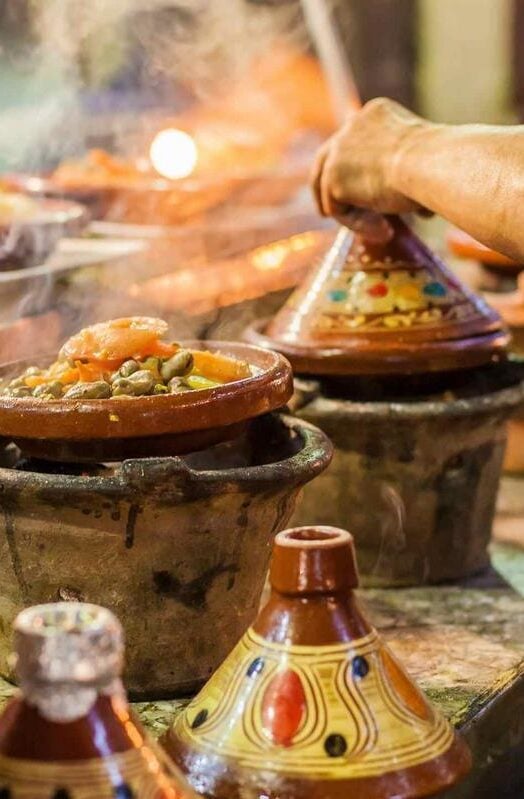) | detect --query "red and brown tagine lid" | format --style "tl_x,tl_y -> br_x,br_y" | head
247,216 -> 508,375
164,526 -> 471,799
